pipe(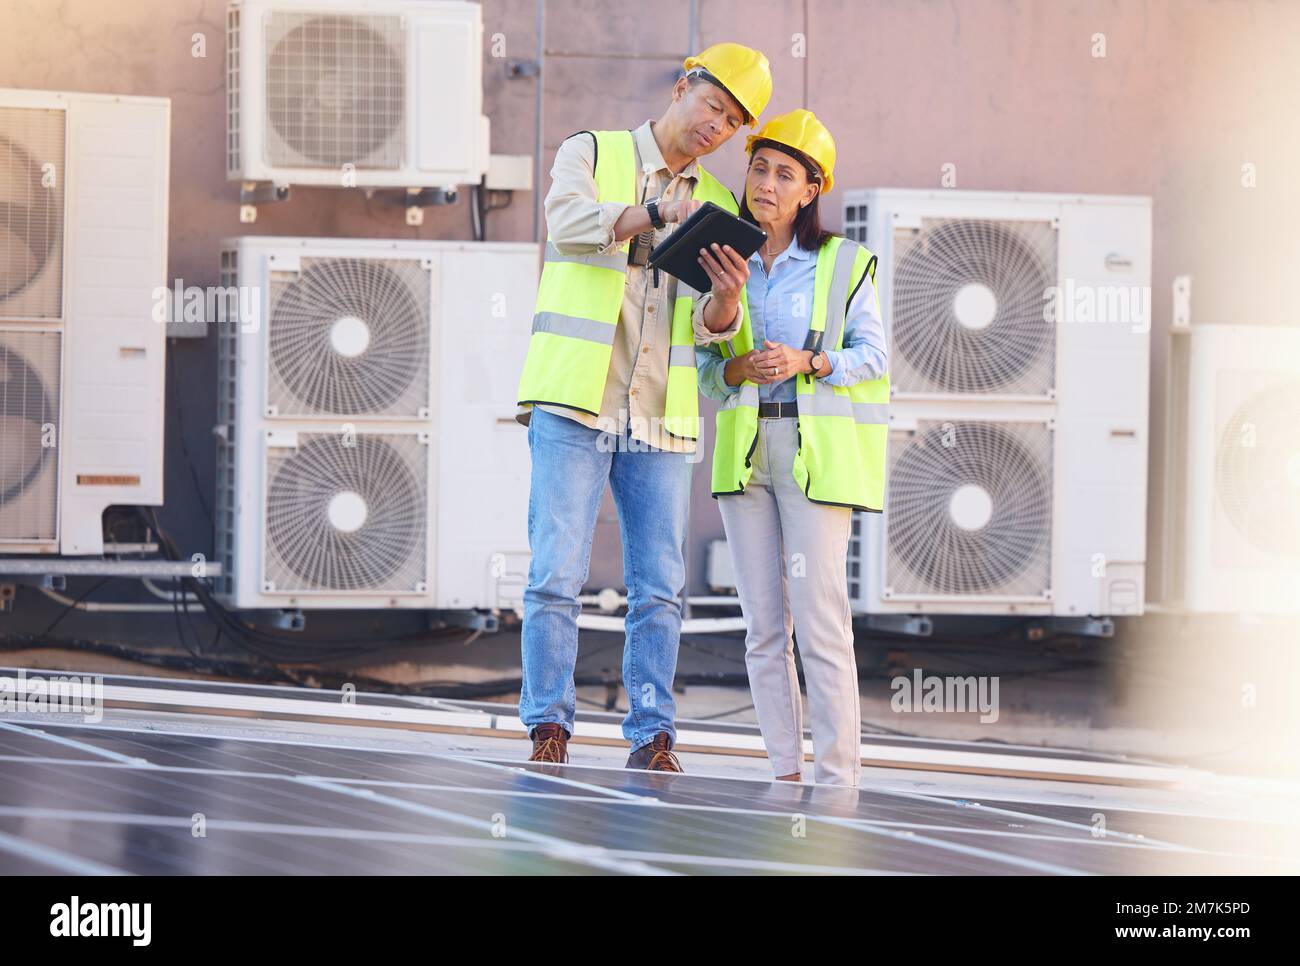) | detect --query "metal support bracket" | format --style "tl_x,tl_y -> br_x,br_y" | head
404,186 -> 458,225
239,181 -> 291,223
861,613 -> 934,637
